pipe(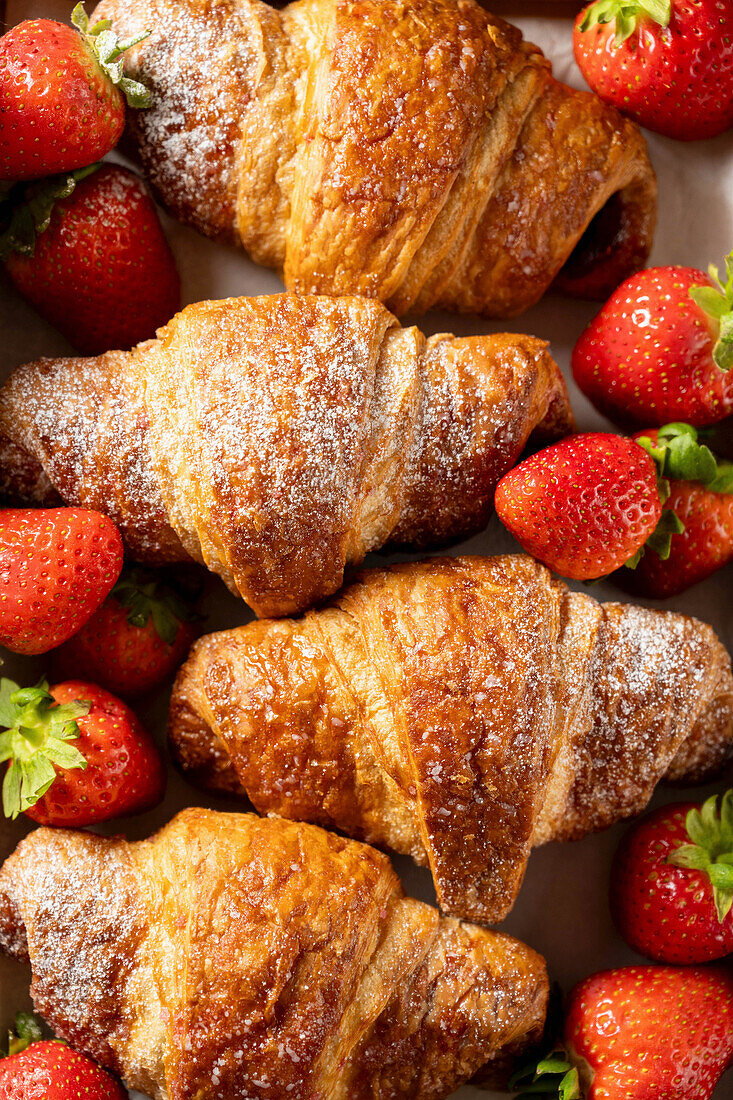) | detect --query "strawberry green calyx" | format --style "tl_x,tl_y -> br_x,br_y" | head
690,250 -> 733,371
636,423 -> 733,495
579,0 -> 671,46
2,1013 -> 43,1059
623,508 -> 684,569
0,679 -> 89,820
0,165 -> 100,262
669,790 -> 733,922
112,567 -> 195,646
71,3 -> 152,109
509,1051 -> 582,1100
